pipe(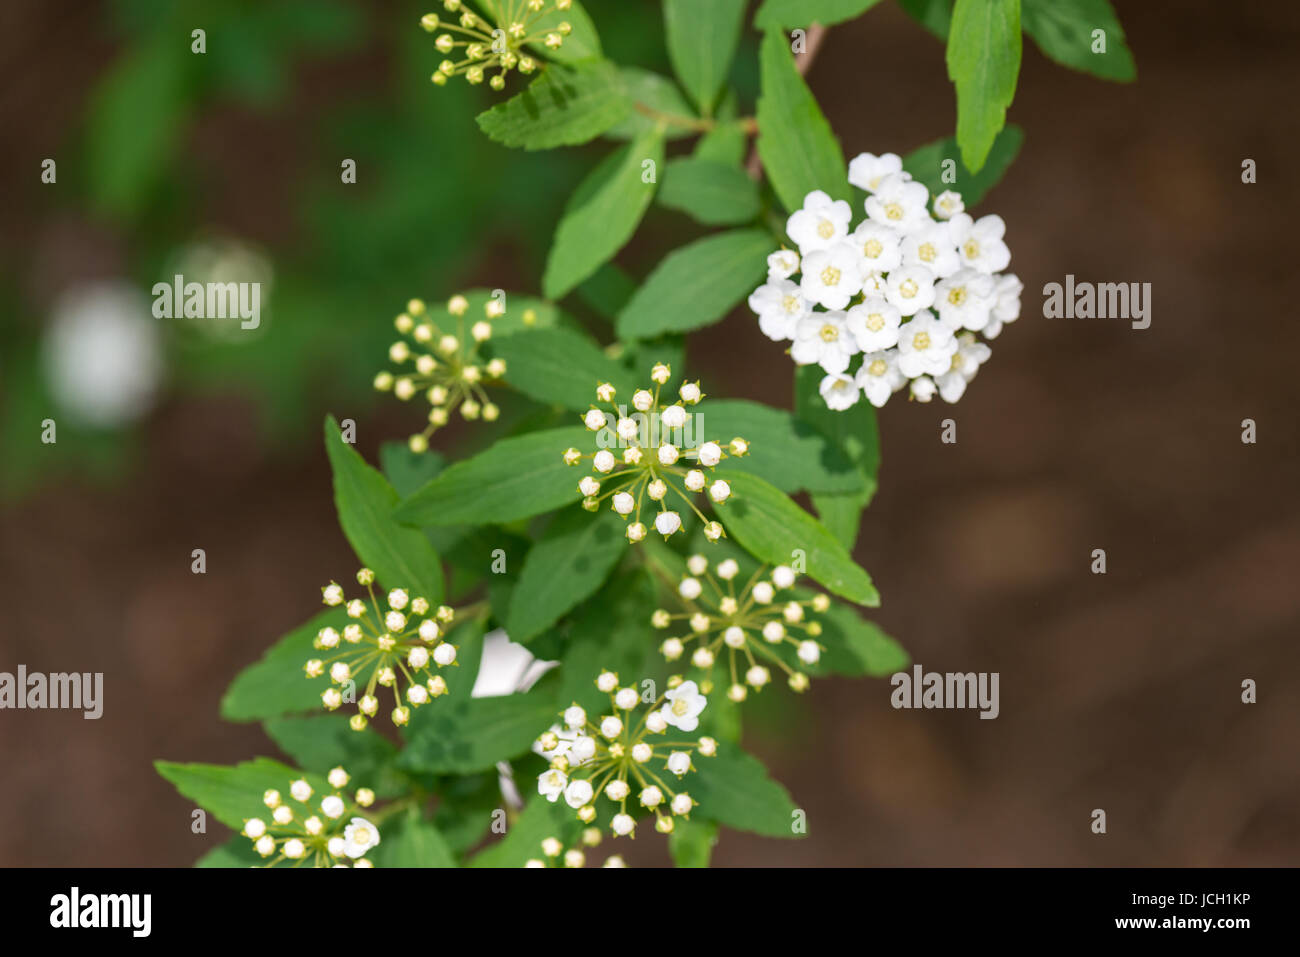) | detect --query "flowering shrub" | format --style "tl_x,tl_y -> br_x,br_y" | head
155,0 -> 1135,867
